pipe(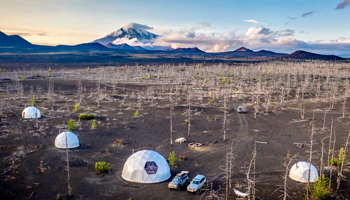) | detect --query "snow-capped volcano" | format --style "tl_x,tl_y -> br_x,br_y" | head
93,22 -> 158,45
